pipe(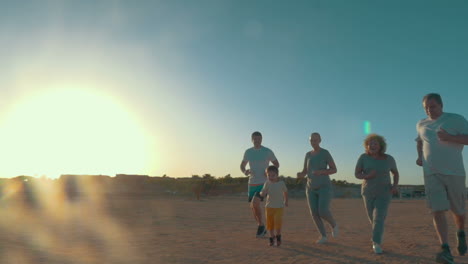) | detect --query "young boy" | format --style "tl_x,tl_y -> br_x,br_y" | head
260,165 -> 288,246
